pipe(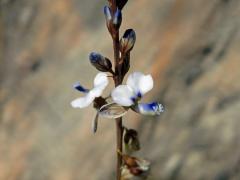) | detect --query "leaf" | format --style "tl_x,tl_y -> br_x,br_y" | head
99,102 -> 128,118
